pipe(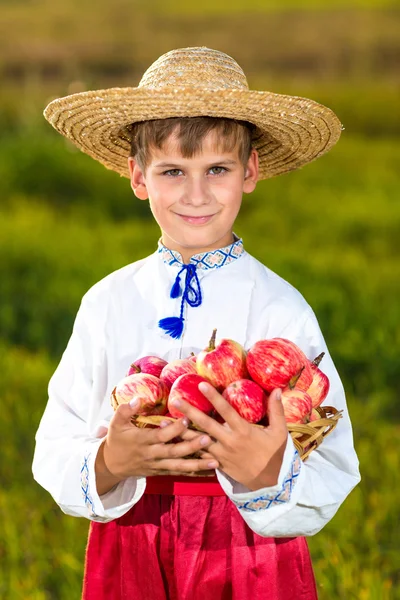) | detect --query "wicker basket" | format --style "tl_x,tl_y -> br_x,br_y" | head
130,405 -> 342,461
287,406 -> 342,460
